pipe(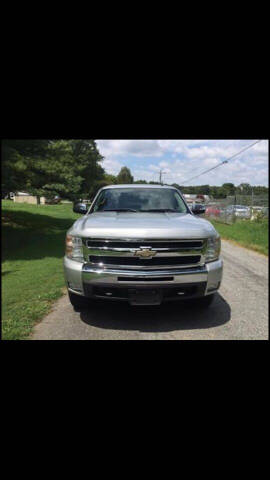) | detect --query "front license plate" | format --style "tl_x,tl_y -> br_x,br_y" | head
128,289 -> 163,306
